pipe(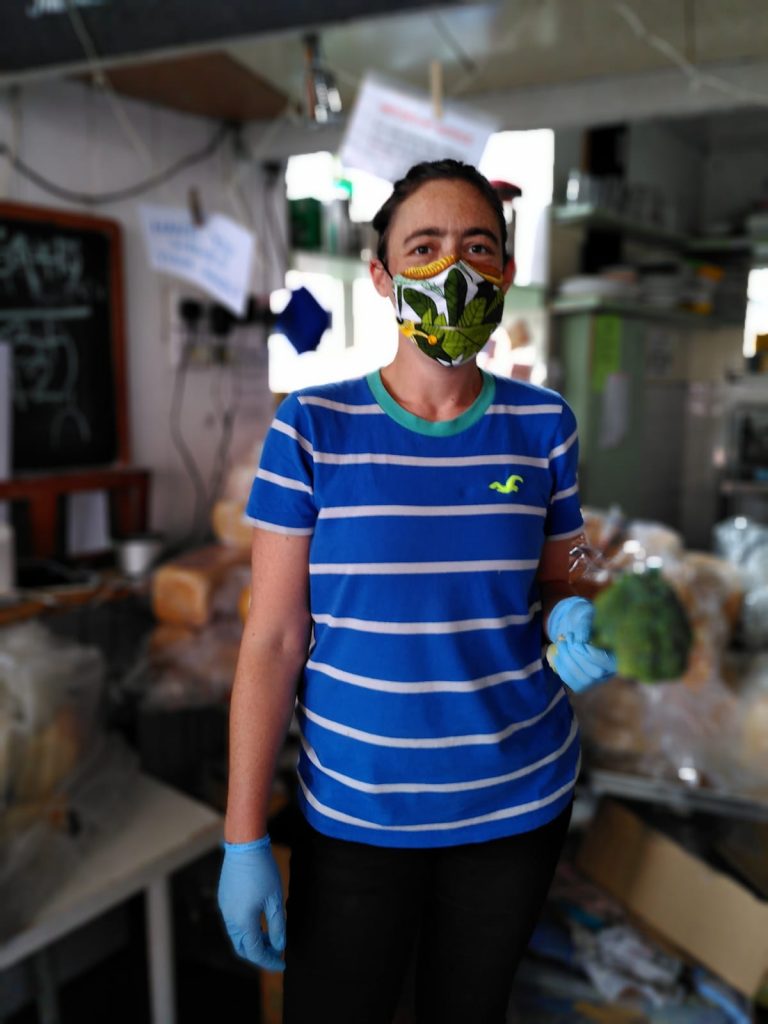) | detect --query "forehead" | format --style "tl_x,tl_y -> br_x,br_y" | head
388,178 -> 500,242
